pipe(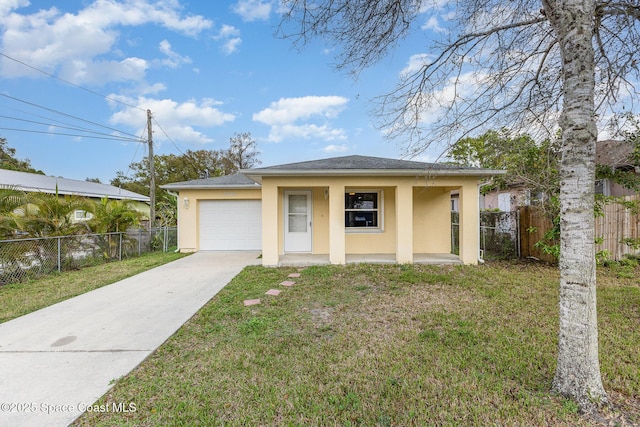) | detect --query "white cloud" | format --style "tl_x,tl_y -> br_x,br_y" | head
0,1 -> 212,84
253,96 -> 349,142
108,95 -> 236,145
232,0 -> 272,22
222,38 -> 242,54
401,53 -> 431,77
214,25 -> 242,54
63,57 -> 149,85
158,39 -> 192,68
323,144 -> 350,153
421,16 -> 445,33
217,24 -> 240,39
